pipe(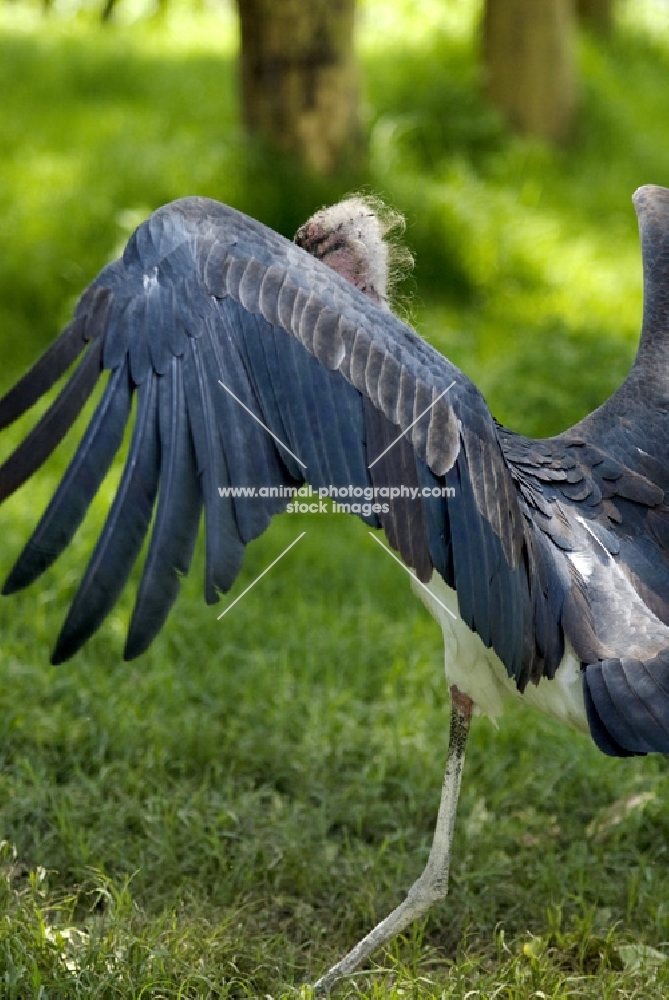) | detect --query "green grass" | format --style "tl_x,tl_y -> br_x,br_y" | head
2,0 -> 669,996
